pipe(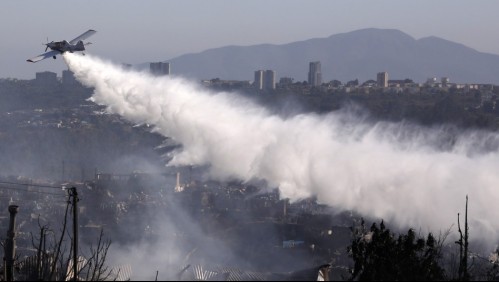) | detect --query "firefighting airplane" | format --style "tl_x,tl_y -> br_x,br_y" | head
27,29 -> 96,63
